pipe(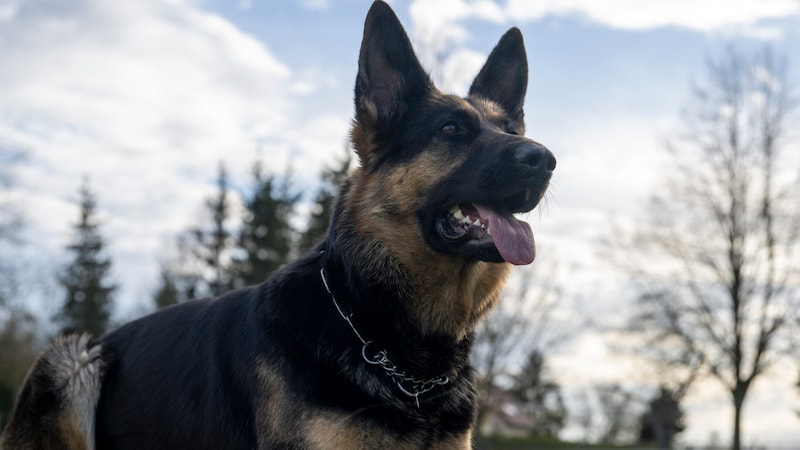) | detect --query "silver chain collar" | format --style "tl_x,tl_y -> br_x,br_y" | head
319,267 -> 450,407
